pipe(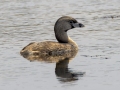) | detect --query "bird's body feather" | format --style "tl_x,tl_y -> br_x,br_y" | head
20,41 -> 78,56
